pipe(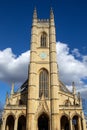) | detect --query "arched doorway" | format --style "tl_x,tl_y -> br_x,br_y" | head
38,113 -> 49,130
6,115 -> 14,130
17,115 -> 26,130
72,115 -> 79,130
61,115 -> 69,130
